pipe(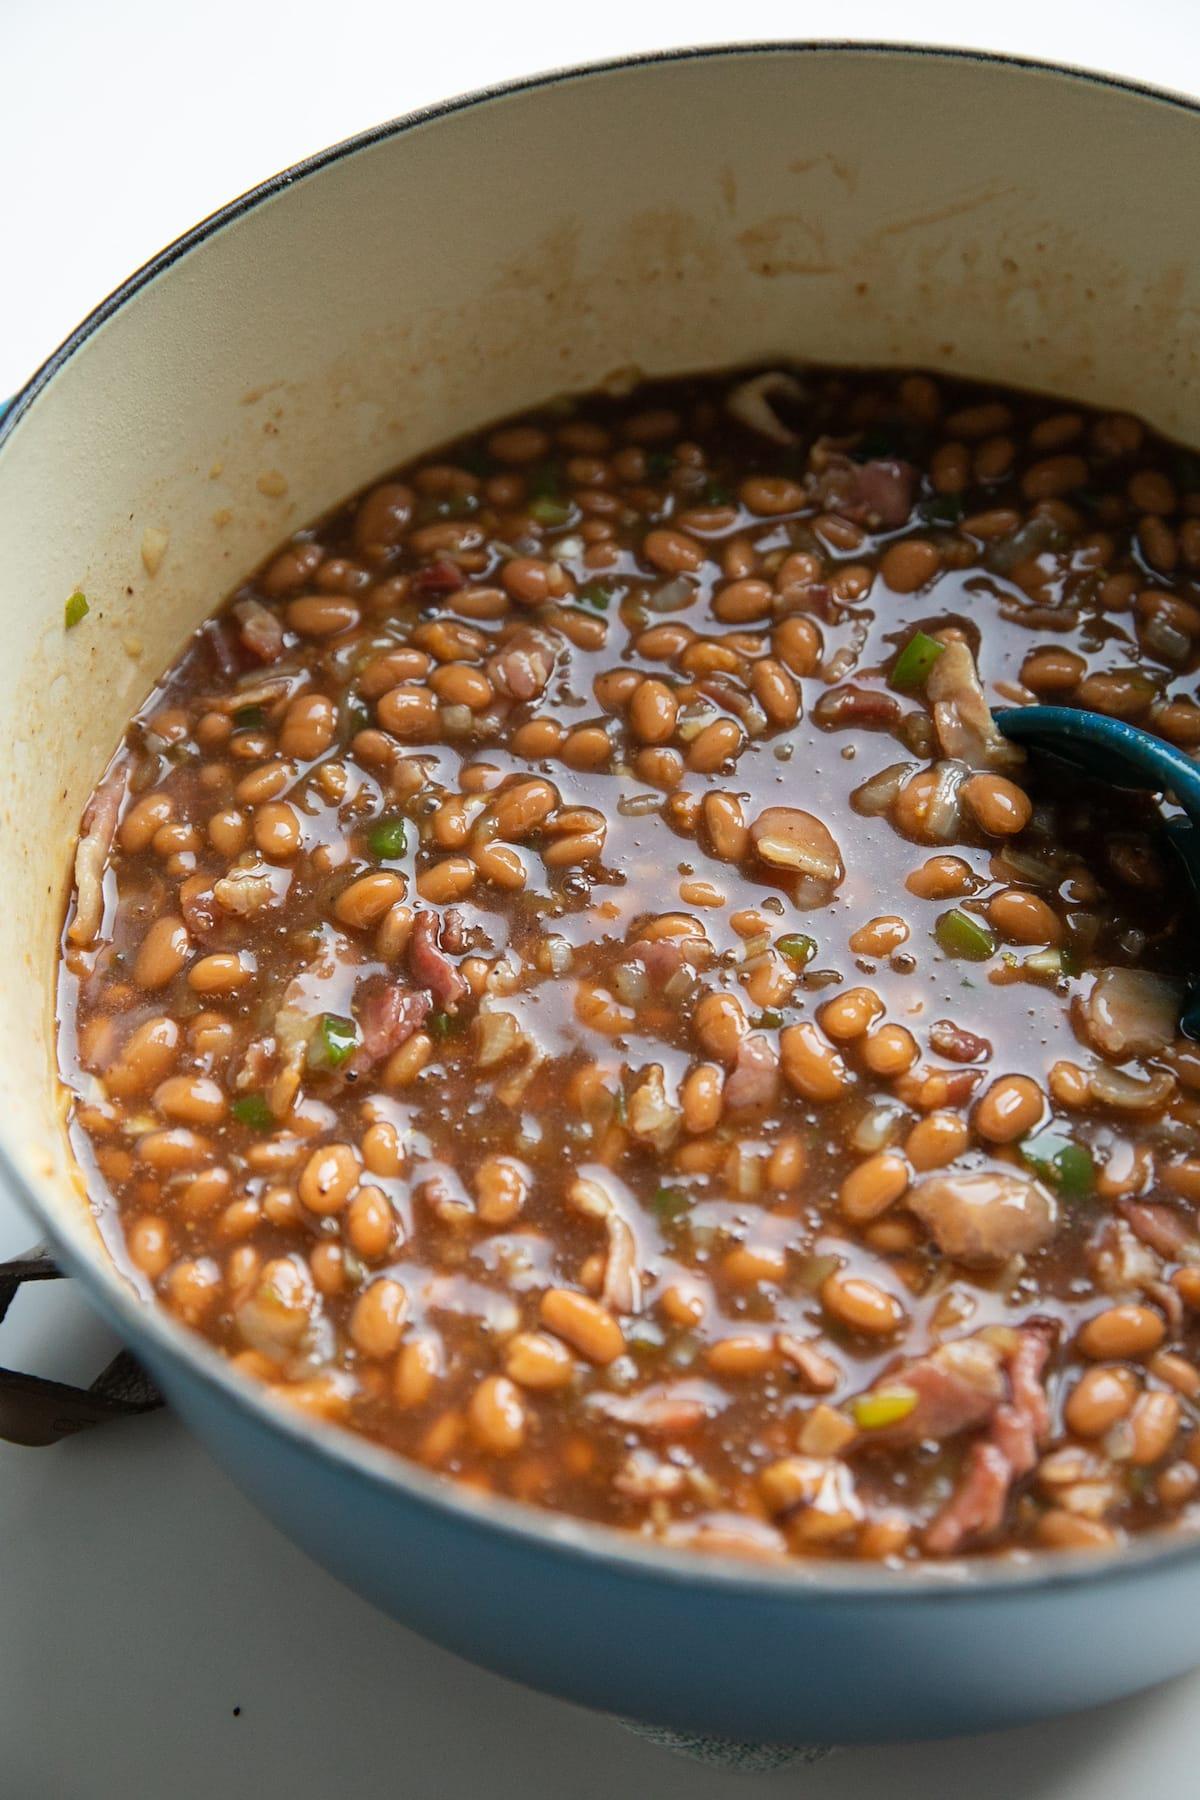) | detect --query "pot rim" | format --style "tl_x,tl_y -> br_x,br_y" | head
7,36 -> 1200,1603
